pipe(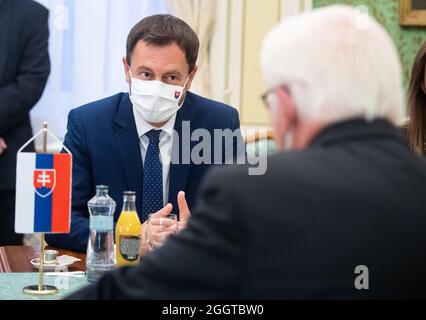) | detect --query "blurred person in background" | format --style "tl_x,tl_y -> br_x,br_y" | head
408,41 -> 426,156
0,0 -> 50,245
69,5 -> 426,299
